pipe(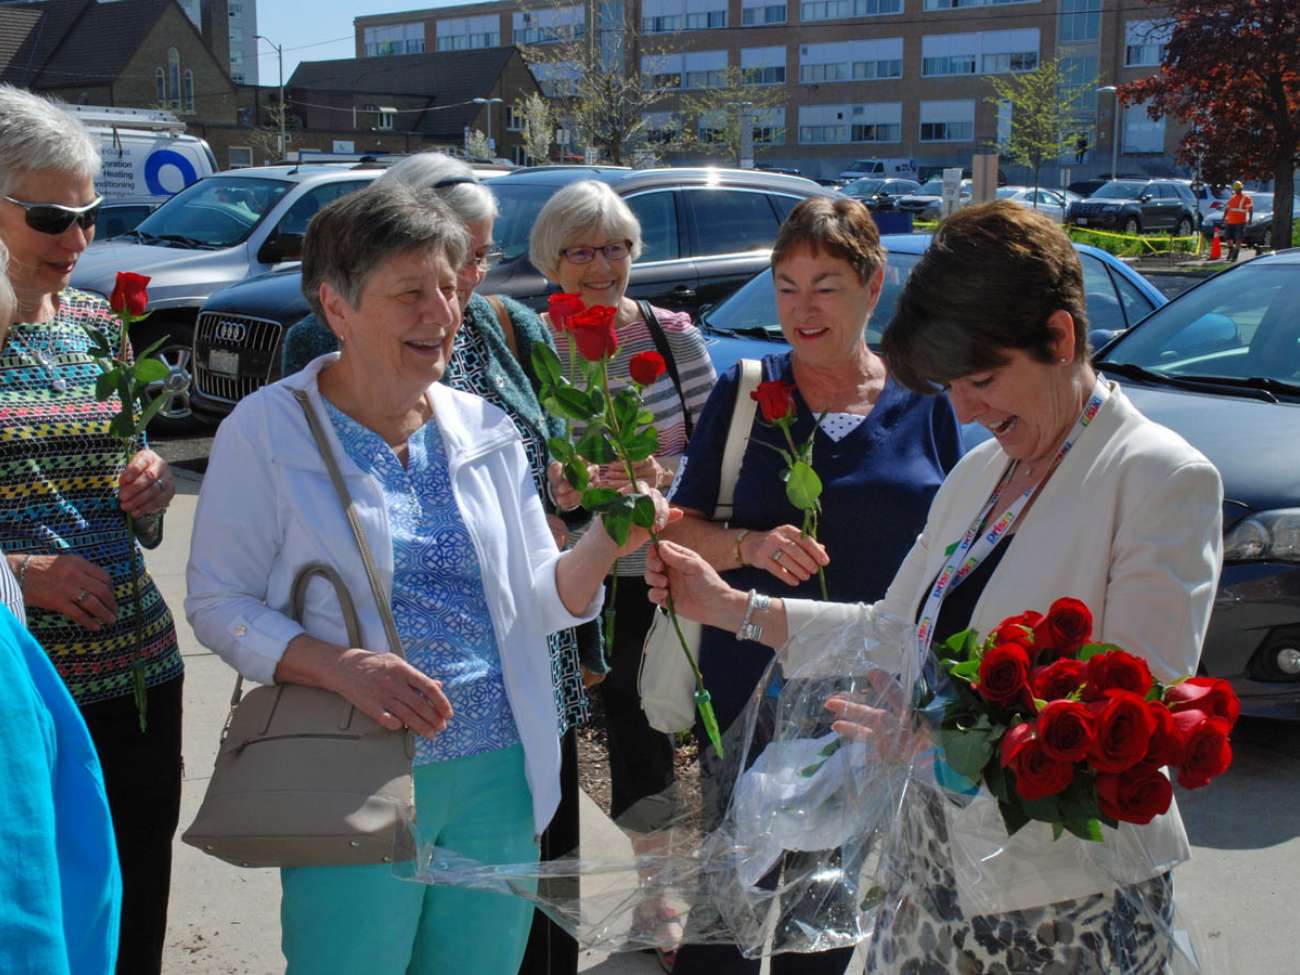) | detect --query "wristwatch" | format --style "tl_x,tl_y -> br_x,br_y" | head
737,589 -> 772,642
